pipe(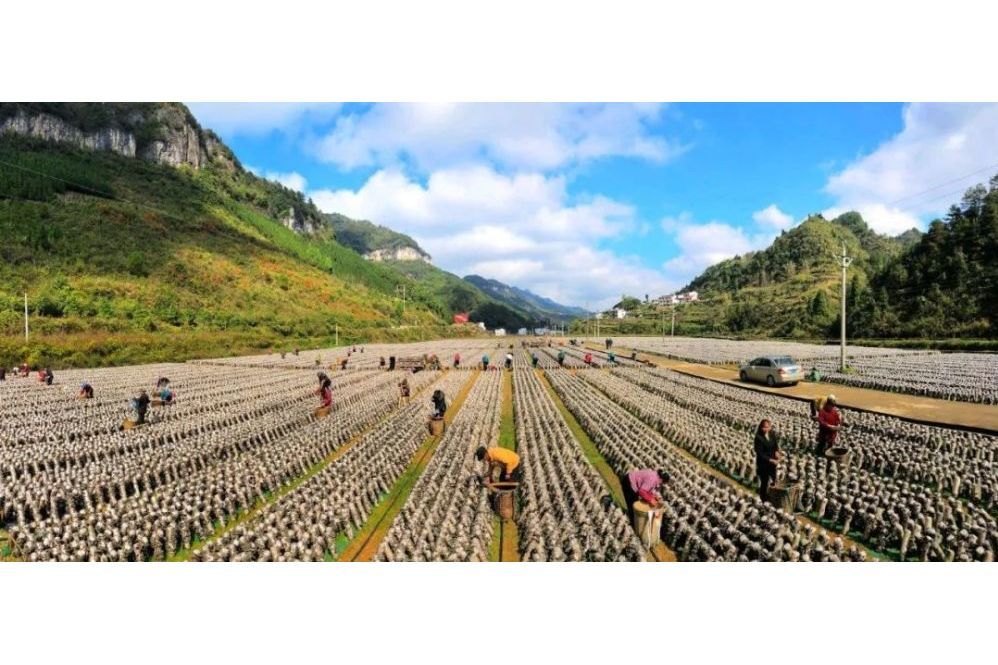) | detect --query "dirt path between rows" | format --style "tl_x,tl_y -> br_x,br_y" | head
493,369 -> 520,562
338,370 -> 481,562
591,344 -> 998,433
